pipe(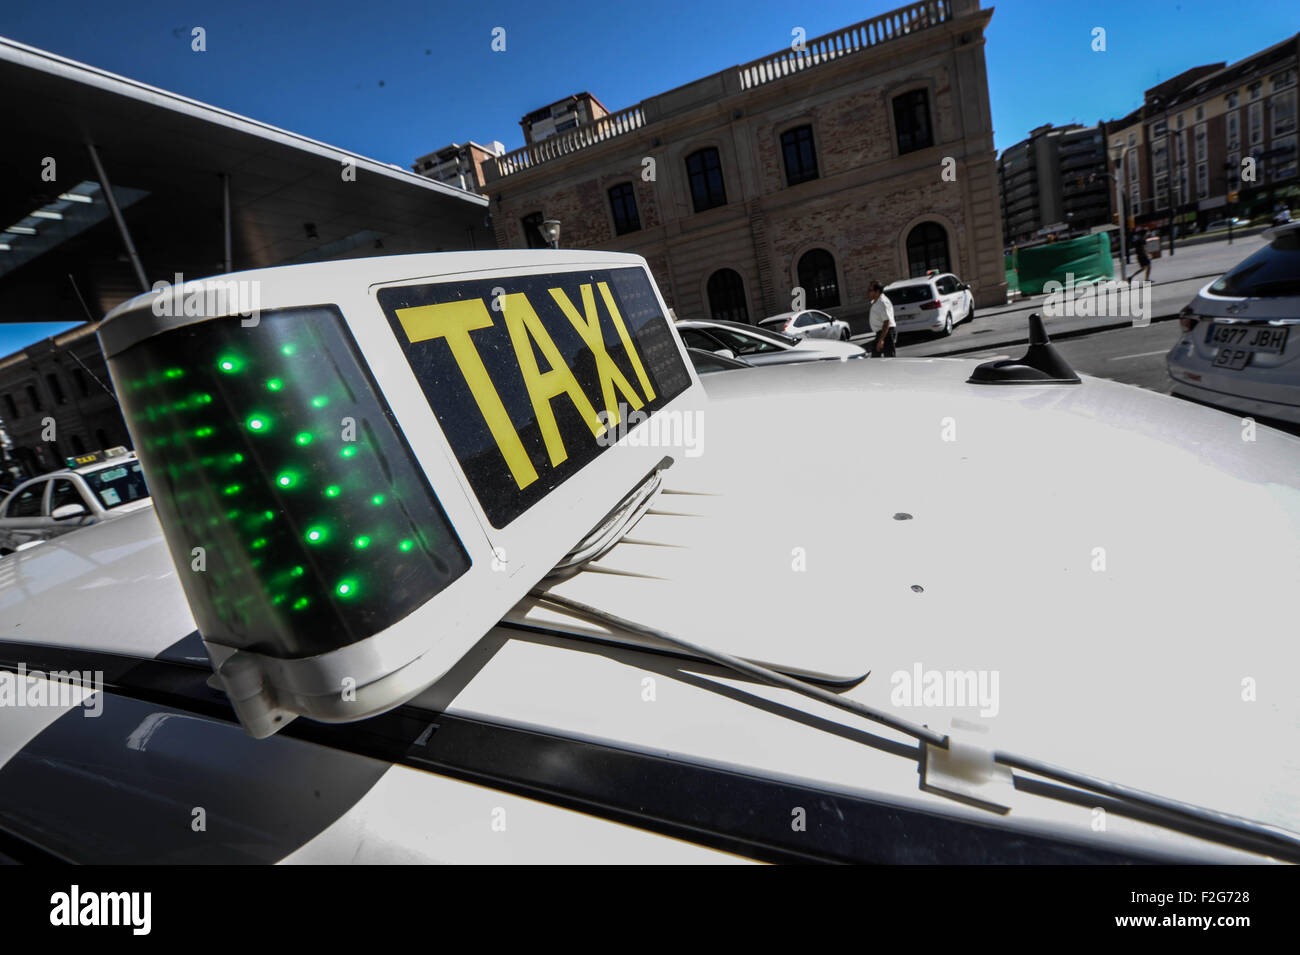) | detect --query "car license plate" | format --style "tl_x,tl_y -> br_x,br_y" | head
1207,323 -> 1290,354
1213,347 -> 1251,370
